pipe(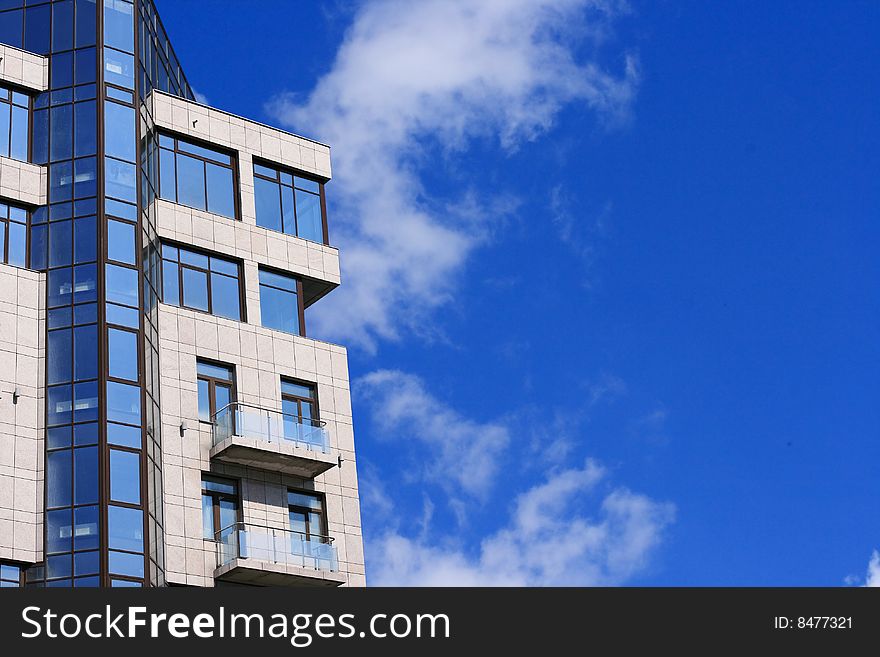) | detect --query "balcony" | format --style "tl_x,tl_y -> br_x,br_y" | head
210,402 -> 338,478
214,523 -> 345,587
